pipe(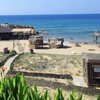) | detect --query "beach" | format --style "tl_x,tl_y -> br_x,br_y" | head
0,0 -> 100,99
0,40 -> 100,100
0,14 -> 100,99
0,40 -> 100,55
